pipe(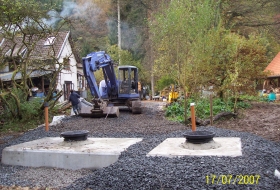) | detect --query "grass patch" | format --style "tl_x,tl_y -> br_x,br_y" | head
0,119 -> 43,134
